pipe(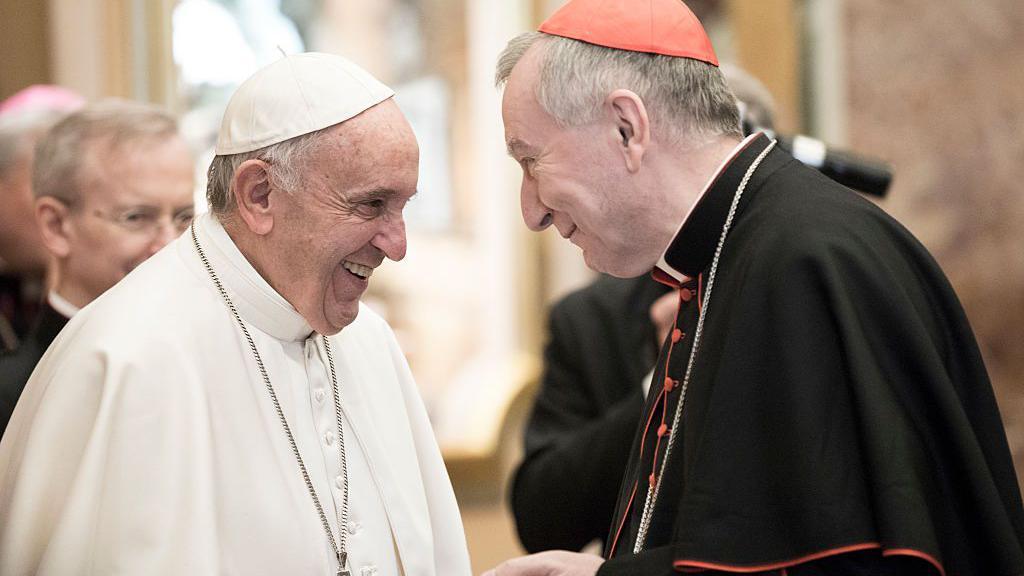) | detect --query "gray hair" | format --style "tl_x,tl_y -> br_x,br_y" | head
205,127 -> 328,216
0,108 -> 67,180
495,32 -> 742,143
32,99 -> 179,203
